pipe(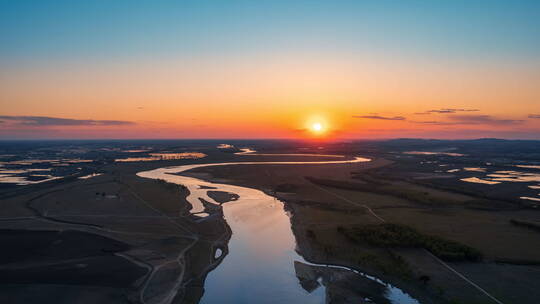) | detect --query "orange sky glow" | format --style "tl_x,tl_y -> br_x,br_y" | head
1,2 -> 539,139
1,55 -> 539,140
